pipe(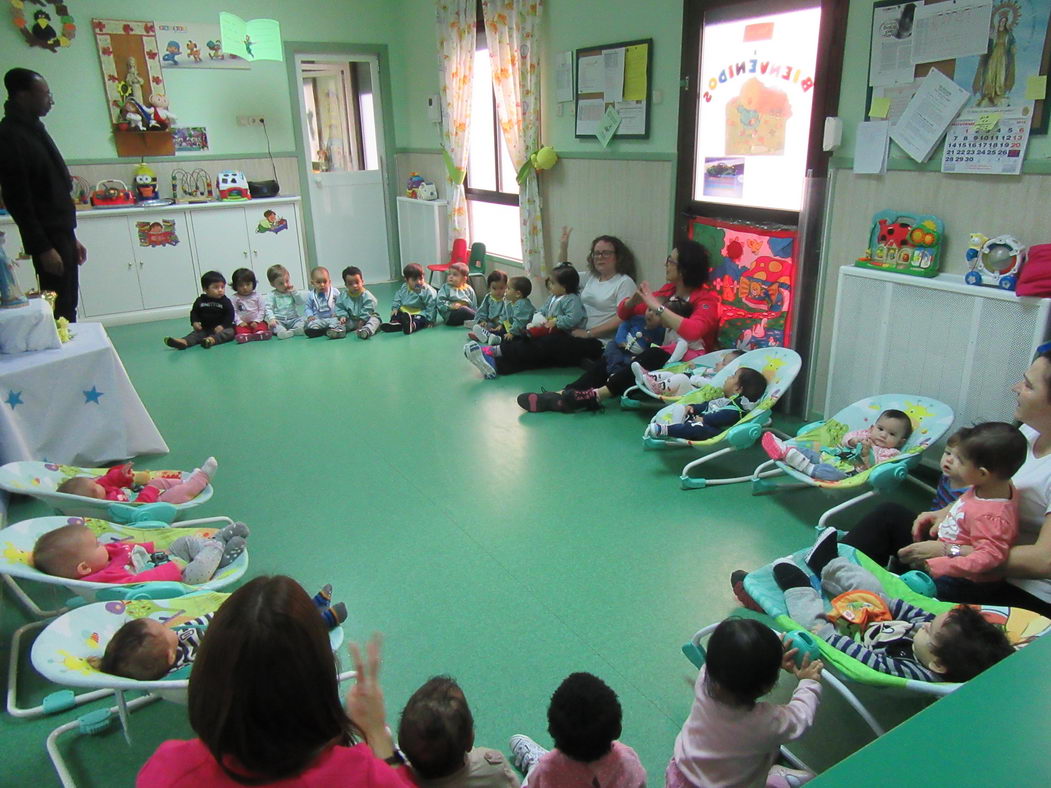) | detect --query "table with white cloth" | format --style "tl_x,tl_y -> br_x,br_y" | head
0,297 -> 60,354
